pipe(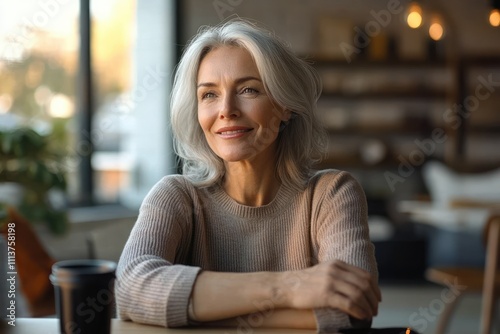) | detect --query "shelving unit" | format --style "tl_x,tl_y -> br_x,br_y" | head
314,59 -> 455,168
311,56 -> 500,210
455,58 -> 500,172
